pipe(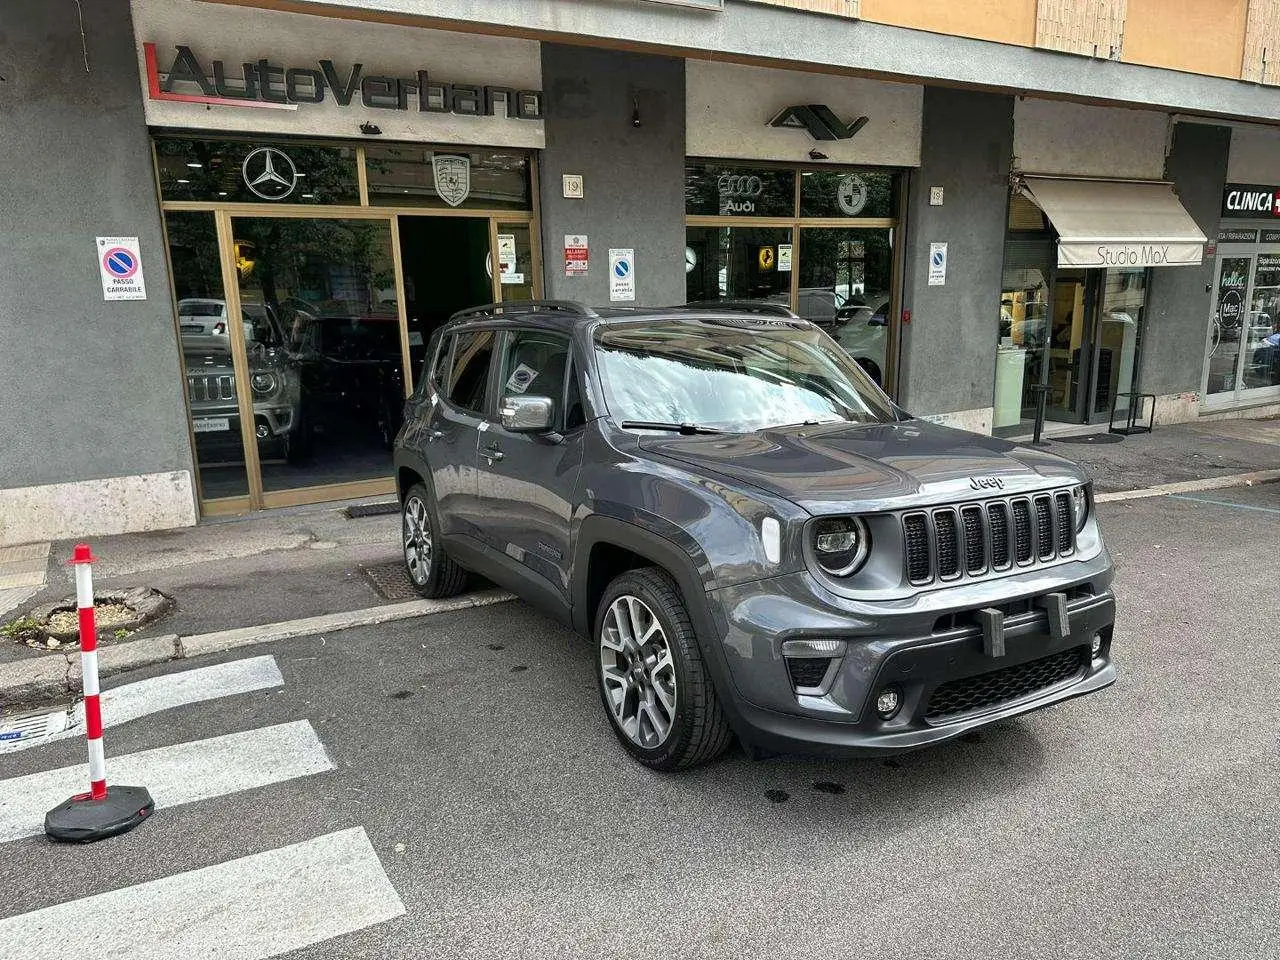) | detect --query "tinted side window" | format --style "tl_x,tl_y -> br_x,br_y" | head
445,330 -> 495,413
422,331 -> 450,397
565,360 -> 586,431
